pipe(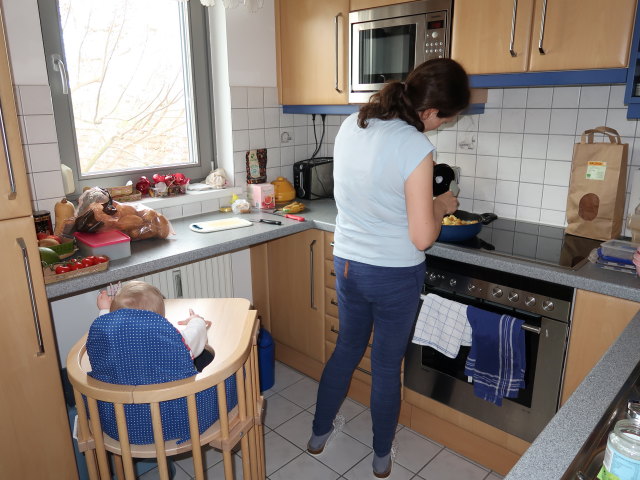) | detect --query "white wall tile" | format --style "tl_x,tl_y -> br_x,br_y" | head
552,86 -> 580,108
437,130 -> 457,153
457,176 -> 475,198
279,111 -> 294,128
22,114 -> 58,144
17,85 -> 53,115
264,107 -> 280,128
456,115 -> 478,132
454,154 -> 476,177
498,133 -> 523,157
231,108 -> 249,130
232,130 -> 249,152
248,108 -> 265,129
32,170 -> 64,199
580,85 -> 610,108
524,109 -> 551,134
36,198 -> 58,215
456,131 -> 477,153
27,143 -> 61,172
436,151 -> 455,166
265,128 -> 281,149
264,87 -> 279,107
495,180 -> 518,204
503,88 -> 528,108
485,89 -> 503,109
609,85 -> 627,108
576,109 -> 608,134
293,126 -> 307,145
293,114 -> 309,127
473,199 -> 495,213
267,147 -> 281,166
497,156 -> 522,181
522,134 -> 548,159
516,205 -> 540,222
494,202 -> 517,219
248,129 -> 266,149
500,109 -> 526,133
230,87 -> 248,108
526,87 -> 553,108
605,109 -> 637,137
161,205 -> 183,220
233,151 -> 245,174
475,155 -> 497,178
201,198 -> 221,213
476,132 -> 499,156
546,135 -> 575,161
478,109 -> 502,132
518,182 -> 543,207
549,109 -> 578,135
541,185 -> 569,210
519,158 -> 545,184
539,209 -> 566,226
281,146 -> 295,166
247,87 -> 264,108
544,160 -> 571,186
474,178 -> 496,201
182,202 -> 202,217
